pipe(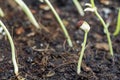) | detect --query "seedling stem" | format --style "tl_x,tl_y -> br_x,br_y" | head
14,0 -> 40,29
90,0 -> 113,56
113,9 -> 120,36
77,21 -> 90,74
0,8 -> 5,17
44,0 -> 73,47
0,20 -> 18,75
73,0 -> 84,16
77,31 -> 88,74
